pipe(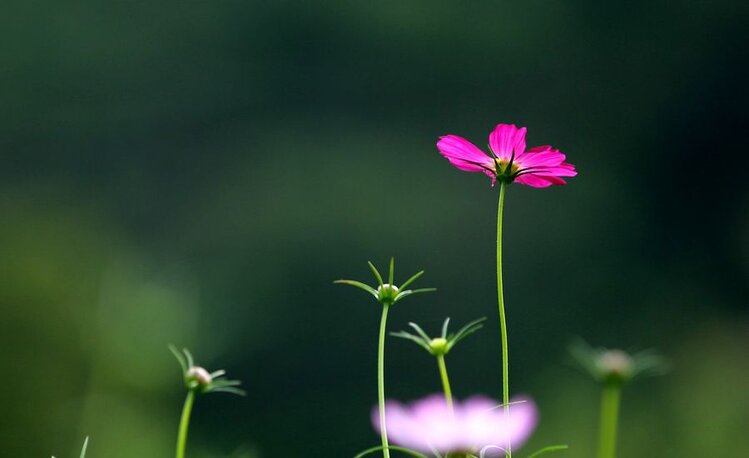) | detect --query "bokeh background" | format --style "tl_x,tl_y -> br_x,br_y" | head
2,1 -> 748,457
